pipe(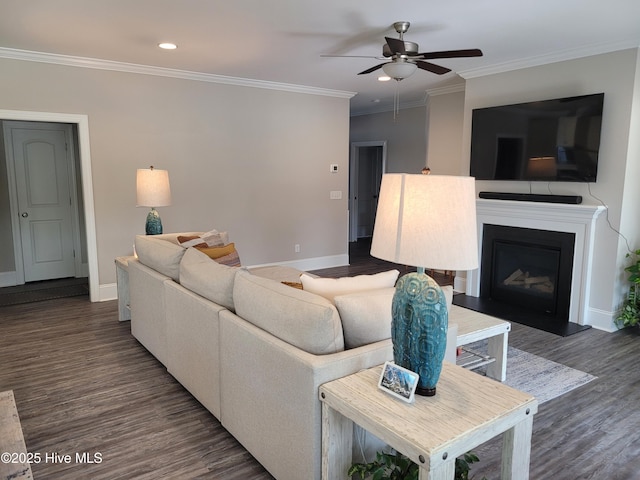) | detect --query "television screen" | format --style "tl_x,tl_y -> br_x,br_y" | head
470,93 -> 604,182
